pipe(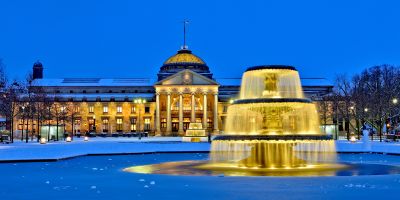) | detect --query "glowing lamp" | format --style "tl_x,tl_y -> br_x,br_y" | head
350,136 -> 357,143
66,136 -> 72,142
84,136 -> 89,142
40,138 -> 47,144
